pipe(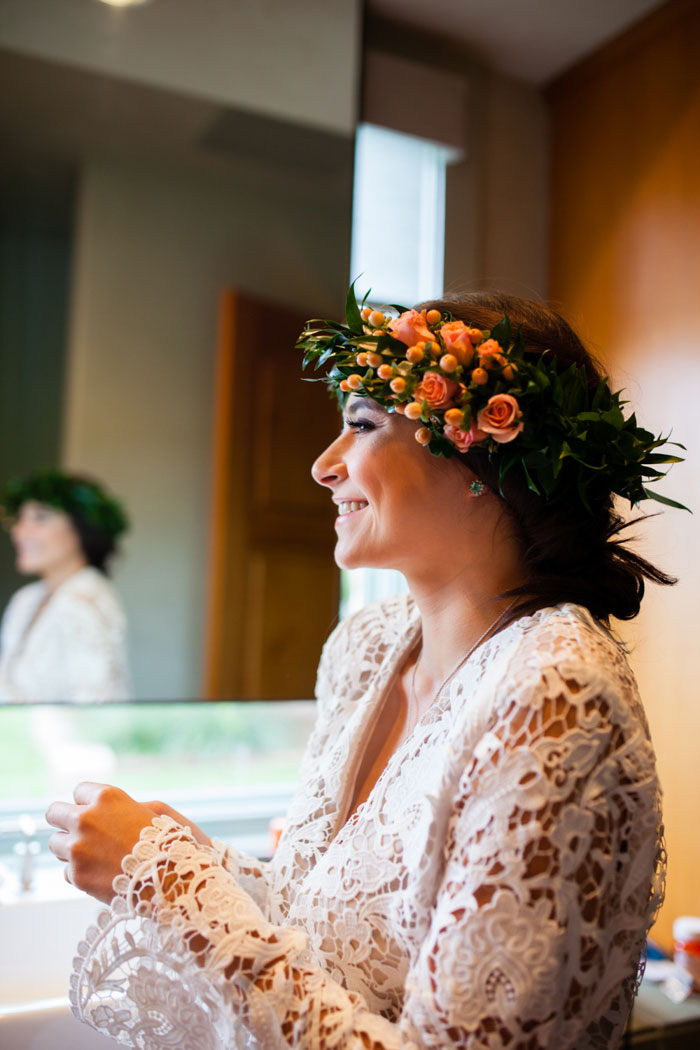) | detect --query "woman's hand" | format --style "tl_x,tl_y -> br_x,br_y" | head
45,782 -> 207,903
139,799 -> 212,848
